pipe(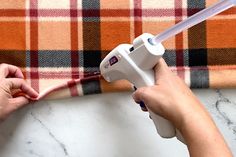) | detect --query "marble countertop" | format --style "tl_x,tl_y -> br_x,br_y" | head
0,89 -> 235,157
